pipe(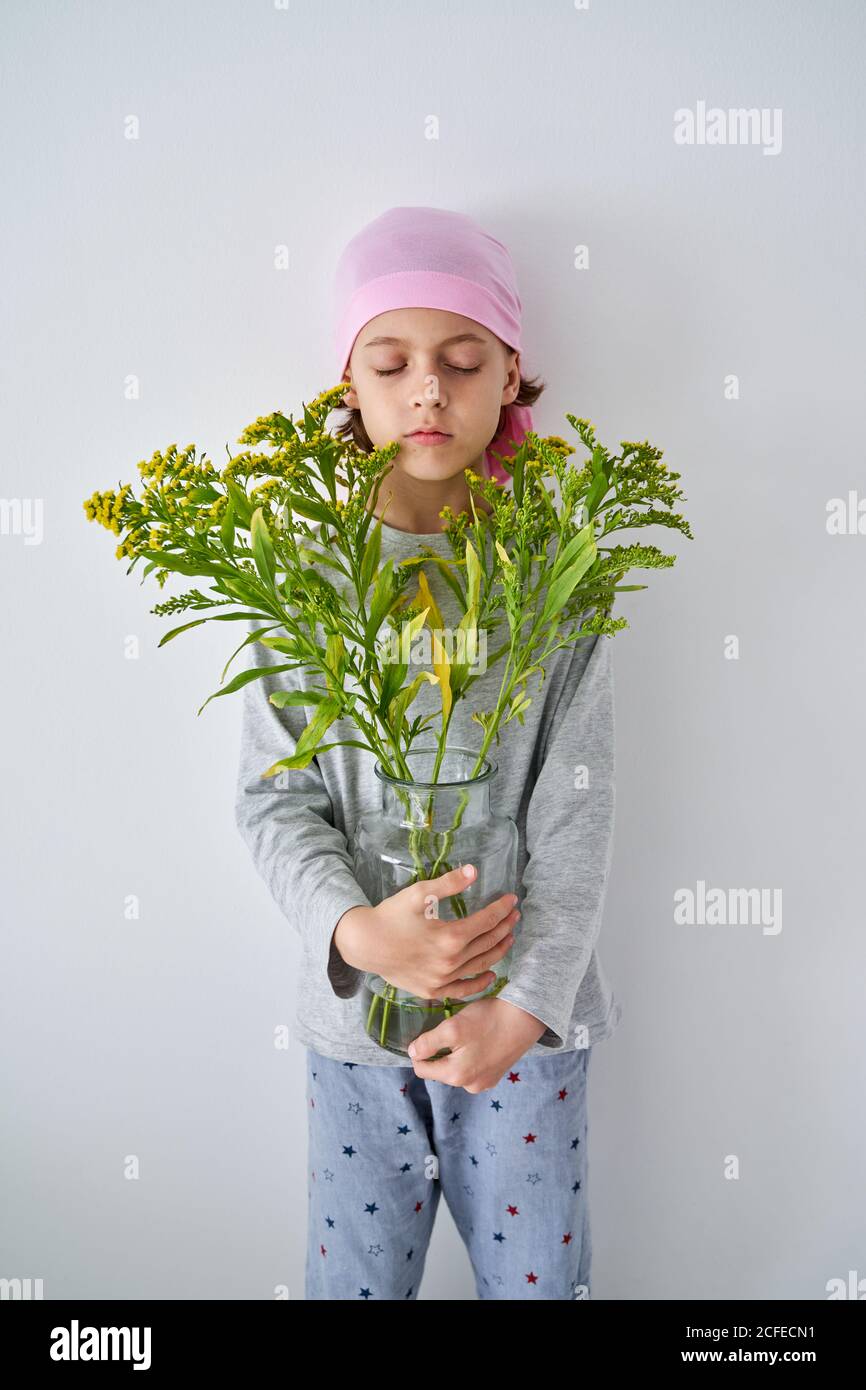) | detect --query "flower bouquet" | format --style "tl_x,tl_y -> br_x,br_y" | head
84,381 -> 692,1043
